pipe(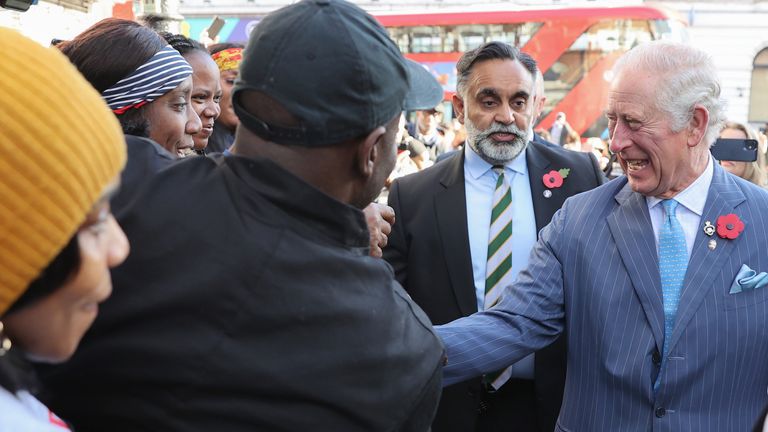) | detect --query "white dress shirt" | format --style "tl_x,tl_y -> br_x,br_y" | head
646,156 -> 714,260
